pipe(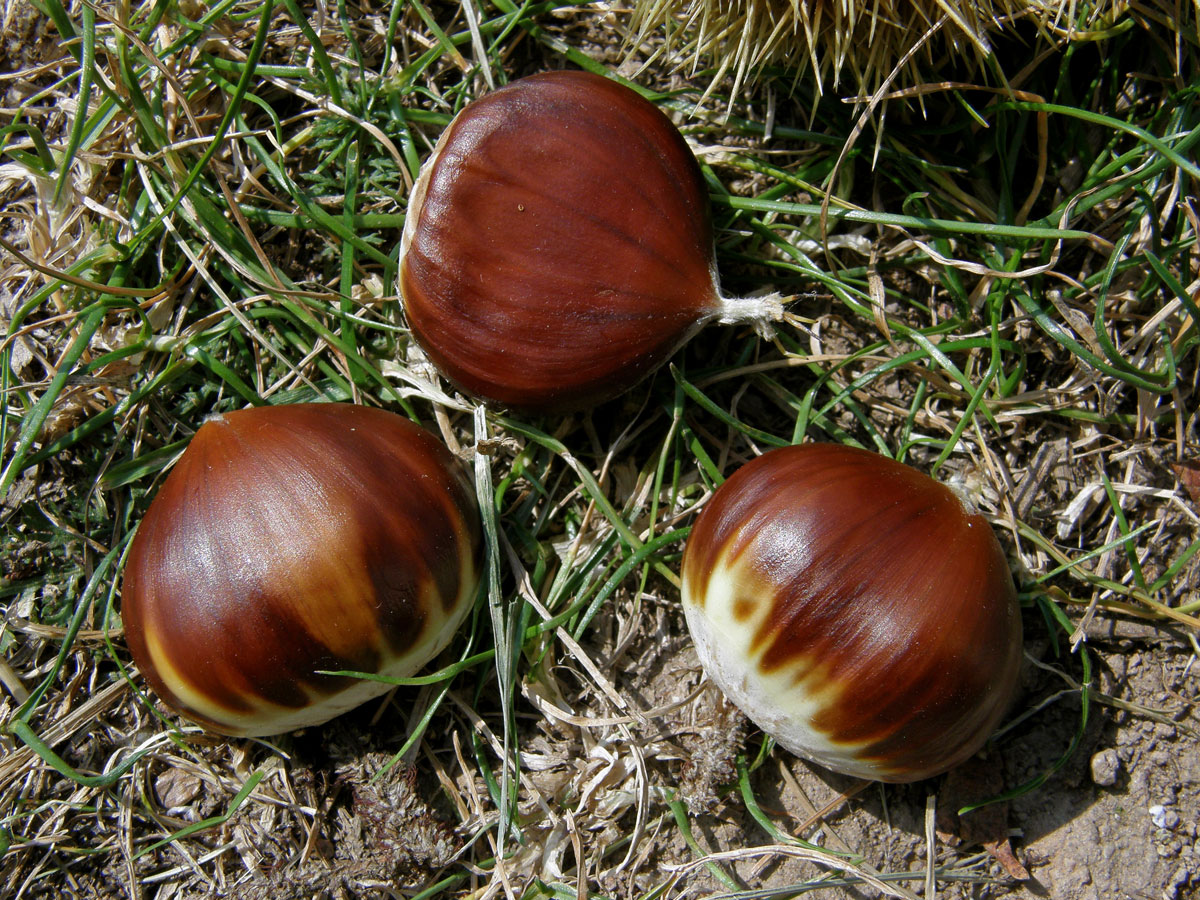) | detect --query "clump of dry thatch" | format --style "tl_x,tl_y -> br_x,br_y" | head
628,0 -> 1155,96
